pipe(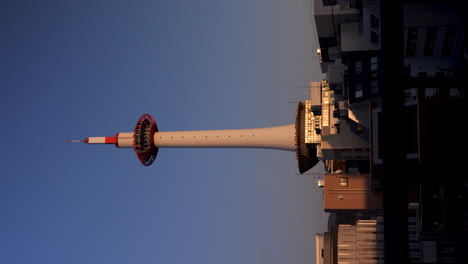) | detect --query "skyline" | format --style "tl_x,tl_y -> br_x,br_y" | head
1,1 -> 328,264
